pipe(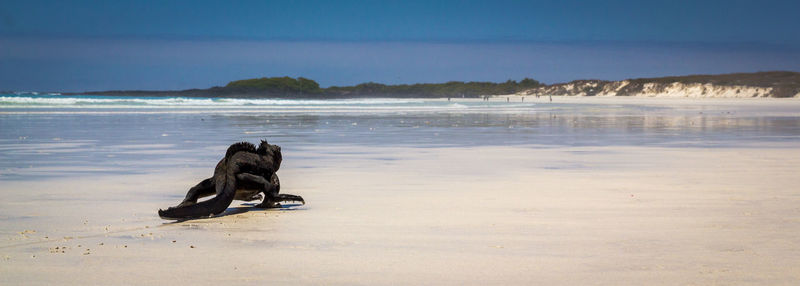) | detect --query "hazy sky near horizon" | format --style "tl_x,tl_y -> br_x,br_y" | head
2,0 -> 800,91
